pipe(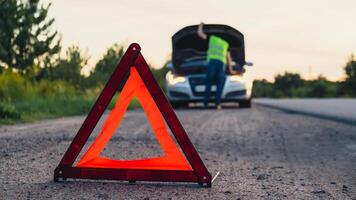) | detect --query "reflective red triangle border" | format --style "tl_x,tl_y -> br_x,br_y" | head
54,43 -> 212,187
